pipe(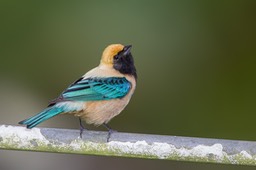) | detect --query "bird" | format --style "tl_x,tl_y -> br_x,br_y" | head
19,44 -> 137,141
